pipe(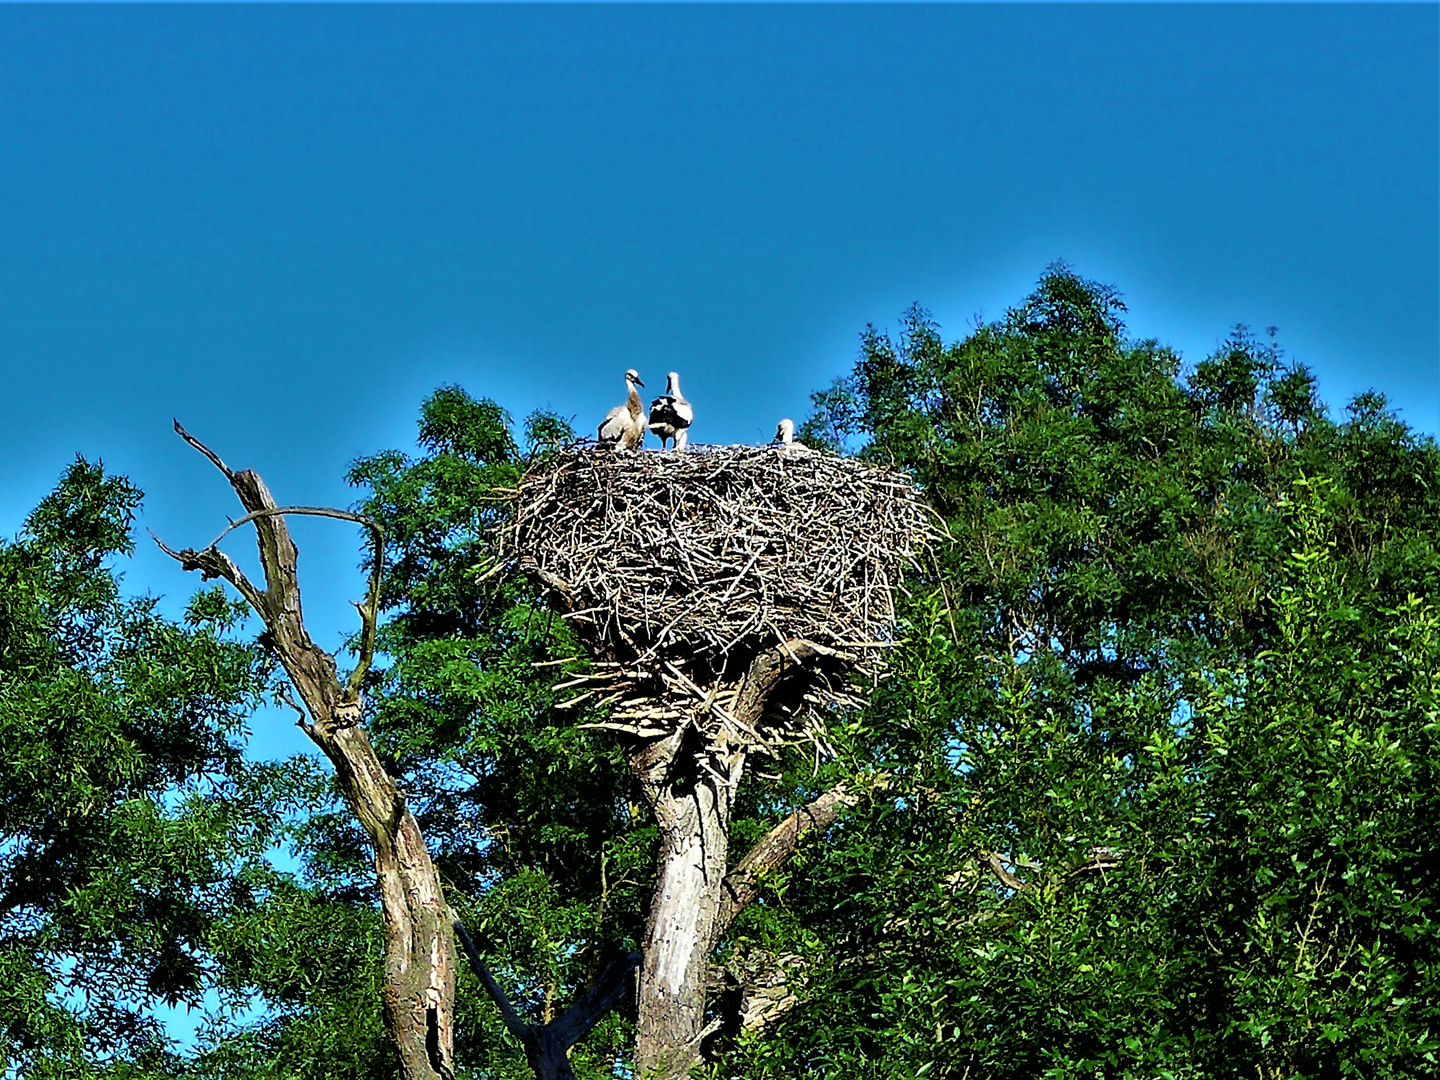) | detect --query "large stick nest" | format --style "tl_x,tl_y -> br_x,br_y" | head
502,445 -> 934,673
